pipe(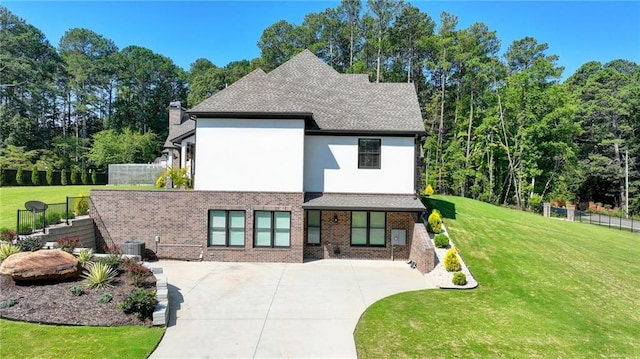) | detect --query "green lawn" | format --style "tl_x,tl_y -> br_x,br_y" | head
355,195 -> 640,358
0,319 -> 164,358
0,185 -> 155,229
